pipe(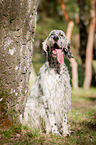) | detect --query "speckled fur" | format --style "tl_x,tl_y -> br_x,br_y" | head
22,30 -> 71,136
